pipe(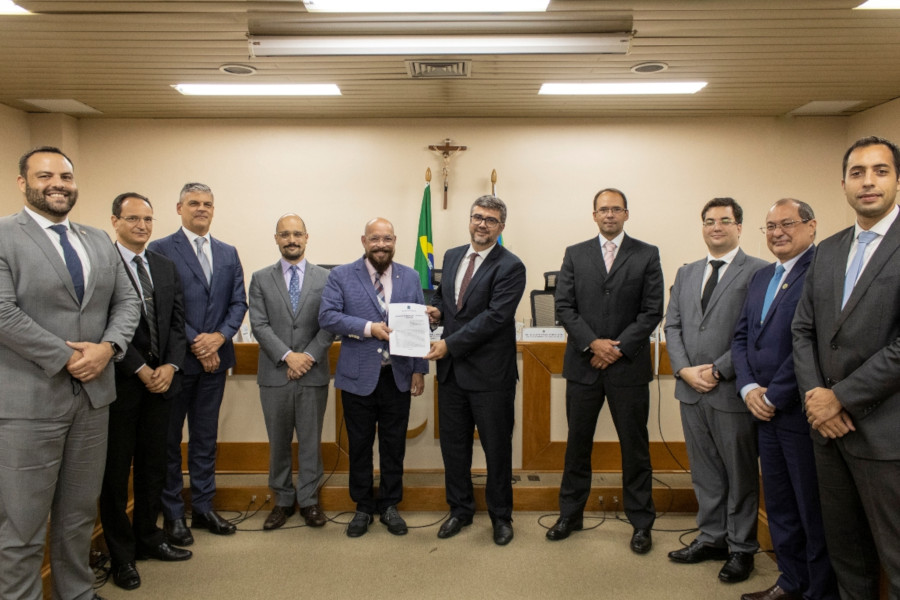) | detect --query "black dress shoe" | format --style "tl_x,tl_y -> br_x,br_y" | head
300,504 -> 327,527
741,584 -> 801,600
379,506 -> 408,535
192,510 -> 237,535
719,552 -> 755,583
545,516 -> 583,541
136,541 -> 192,561
437,515 -> 473,539
263,505 -> 295,531
111,562 -> 141,590
492,520 -> 514,546
346,511 -> 373,538
164,518 -> 194,547
630,528 -> 652,554
668,538 -> 730,563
